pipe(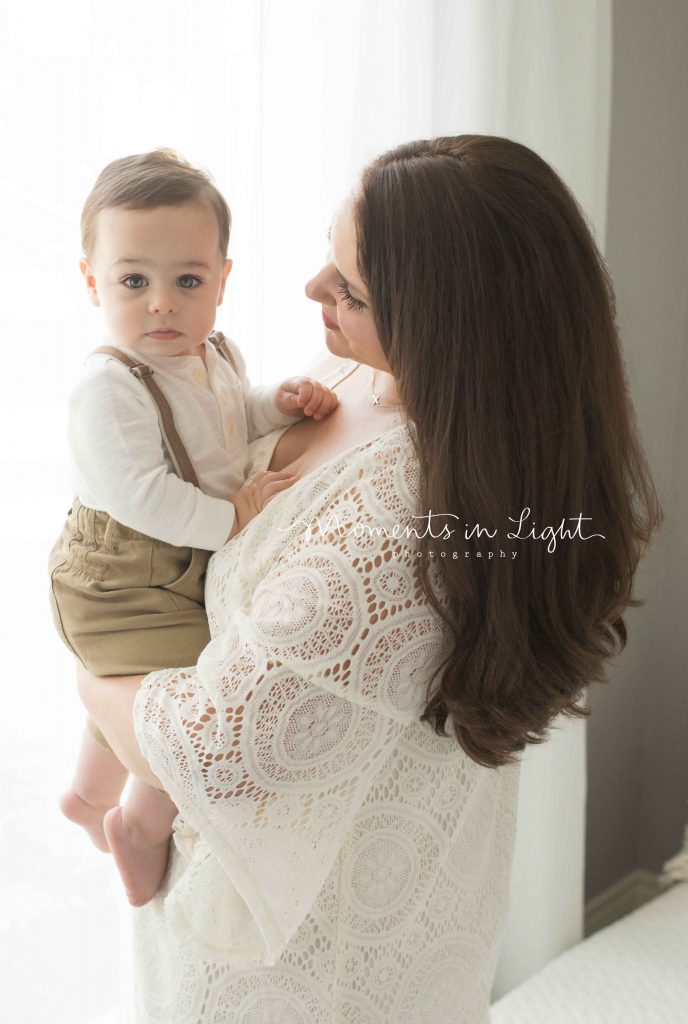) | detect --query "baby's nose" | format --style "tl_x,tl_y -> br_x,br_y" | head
149,289 -> 177,314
